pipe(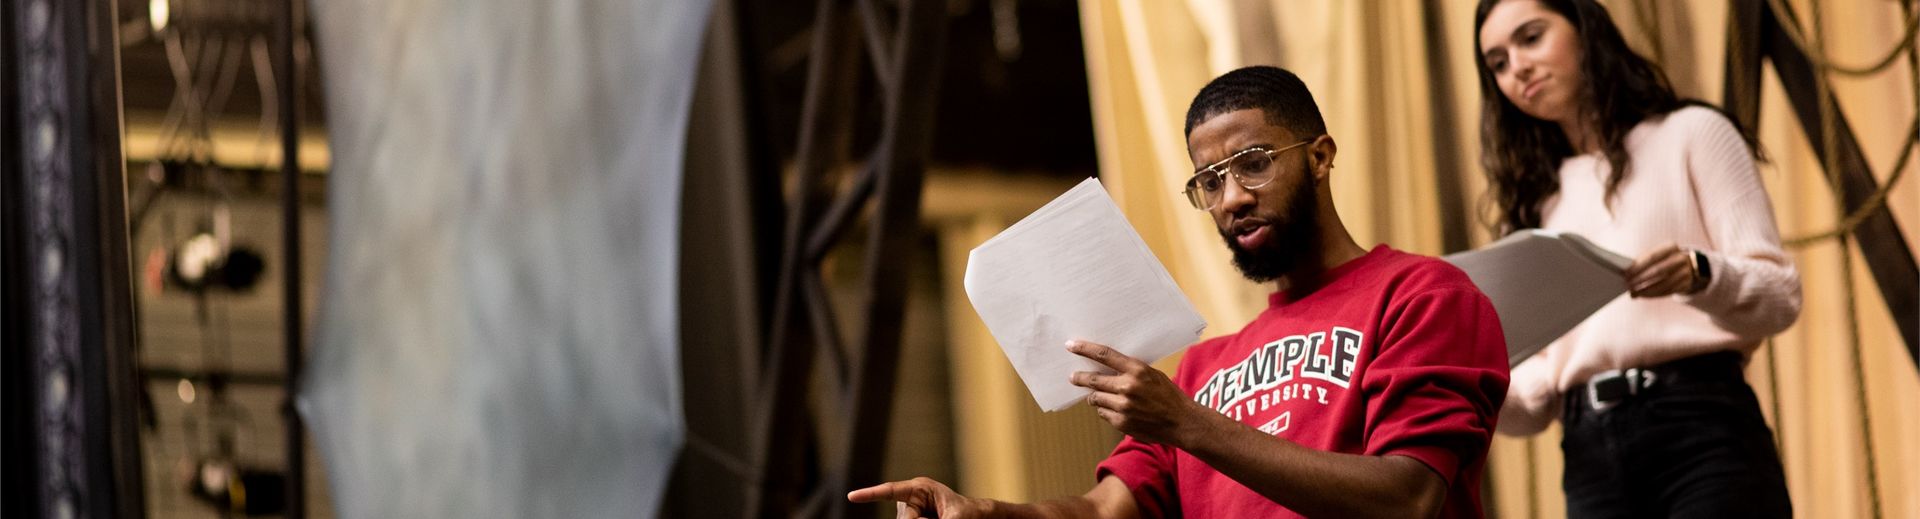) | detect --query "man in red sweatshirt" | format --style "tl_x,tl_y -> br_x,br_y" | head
850,65 -> 1510,518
